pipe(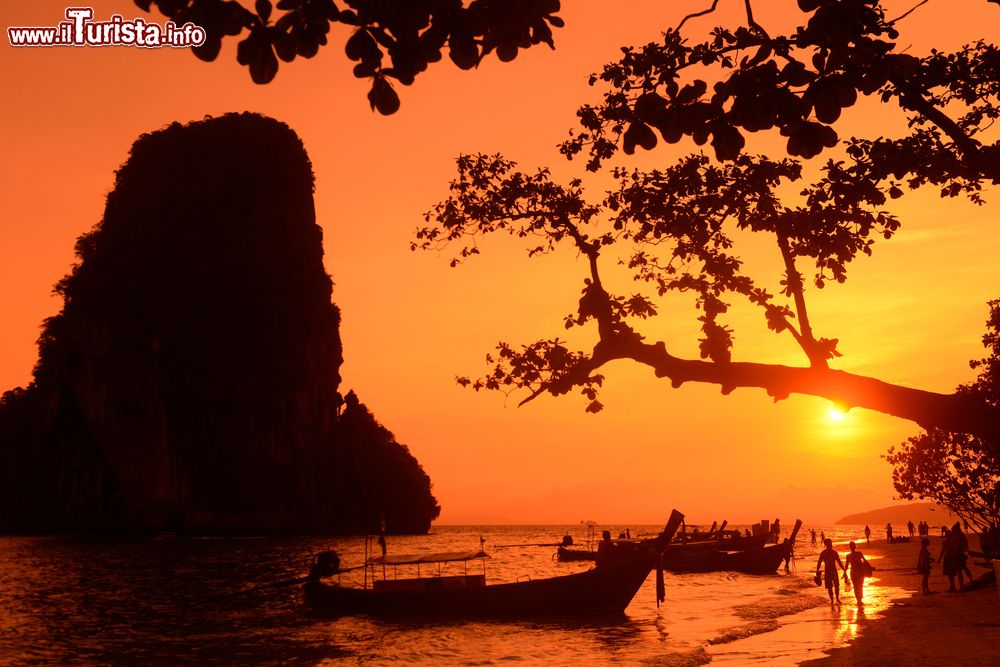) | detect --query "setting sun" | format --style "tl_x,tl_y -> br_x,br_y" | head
828,406 -> 847,423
